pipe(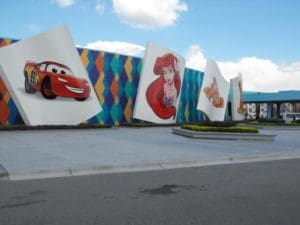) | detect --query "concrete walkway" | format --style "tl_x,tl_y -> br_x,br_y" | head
0,127 -> 300,180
